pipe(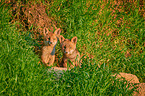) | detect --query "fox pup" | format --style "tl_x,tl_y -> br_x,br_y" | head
59,36 -> 81,68
41,28 -> 61,66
